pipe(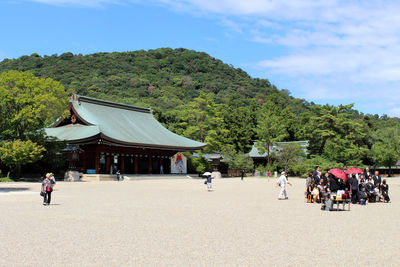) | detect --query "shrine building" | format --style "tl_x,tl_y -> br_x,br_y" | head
45,94 -> 205,174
